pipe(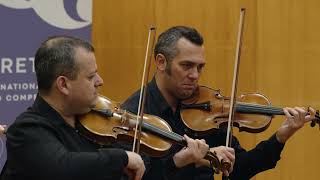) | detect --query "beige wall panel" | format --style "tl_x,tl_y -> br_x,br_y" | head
92,0 -> 155,101
93,0 -> 320,179
255,0 -> 320,179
